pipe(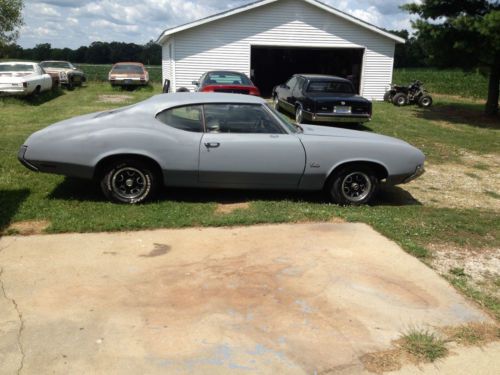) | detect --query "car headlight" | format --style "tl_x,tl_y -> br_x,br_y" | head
59,72 -> 68,79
